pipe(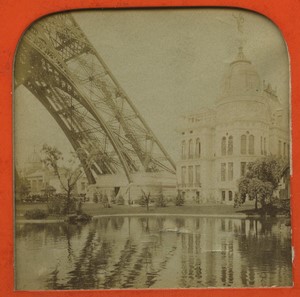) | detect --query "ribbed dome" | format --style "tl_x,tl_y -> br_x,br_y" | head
215,47 -> 270,125
220,47 -> 262,98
